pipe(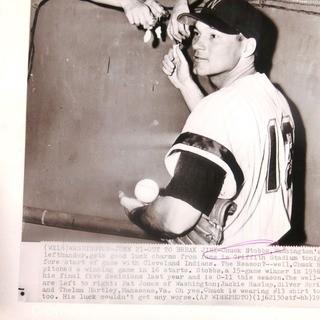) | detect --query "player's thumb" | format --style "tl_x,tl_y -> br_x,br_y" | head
119,191 -> 143,212
176,46 -> 187,65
